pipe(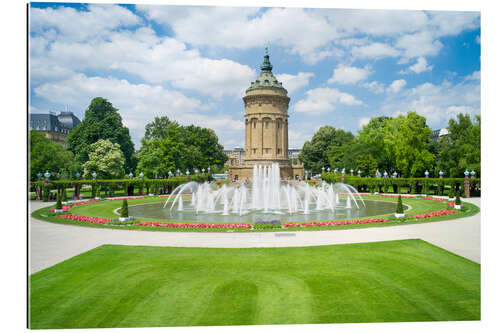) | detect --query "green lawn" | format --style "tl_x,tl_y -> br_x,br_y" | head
29,239 -> 480,328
